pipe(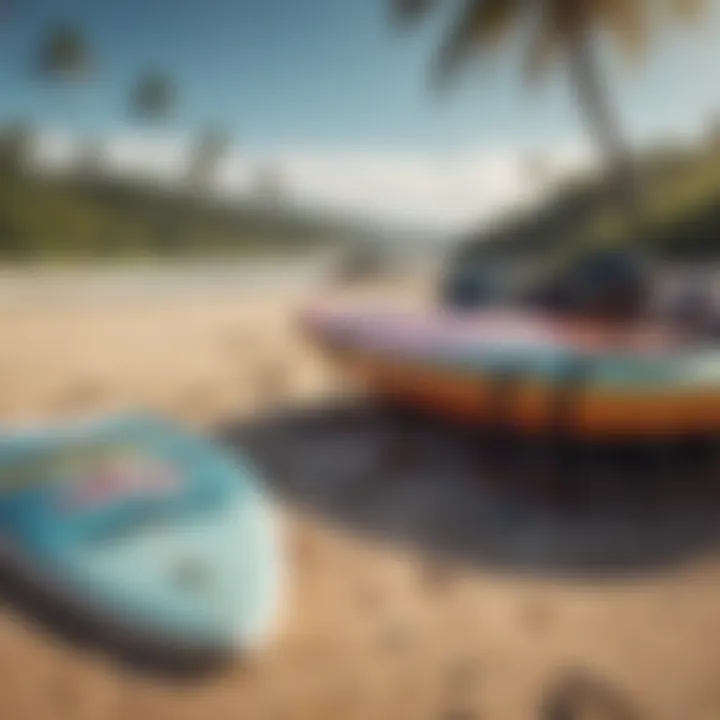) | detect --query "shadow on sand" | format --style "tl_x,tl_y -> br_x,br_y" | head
0,399 -> 716,680
221,399 -> 720,577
